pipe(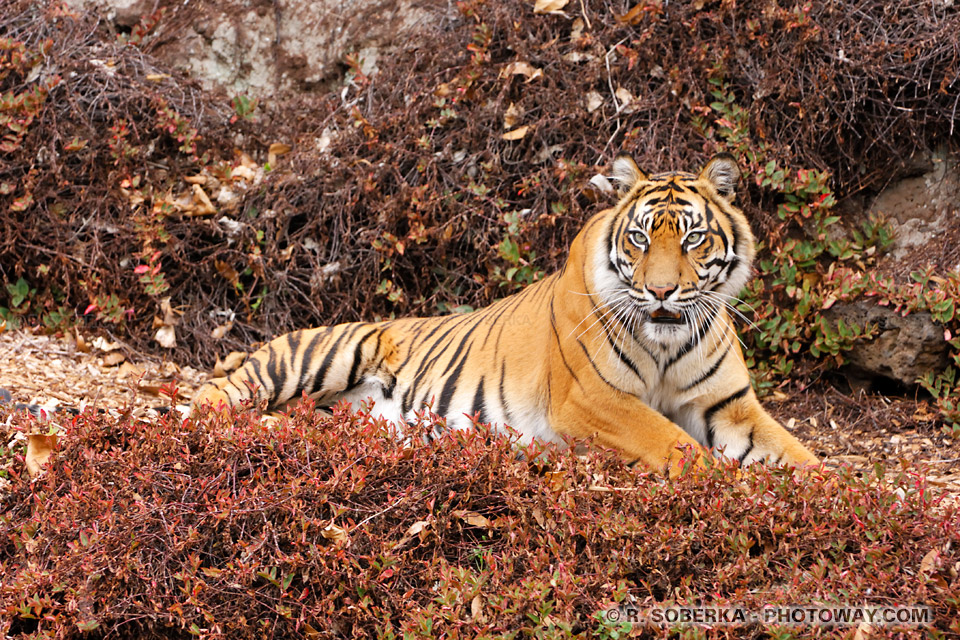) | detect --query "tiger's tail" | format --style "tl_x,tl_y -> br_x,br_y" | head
191,323 -> 390,414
